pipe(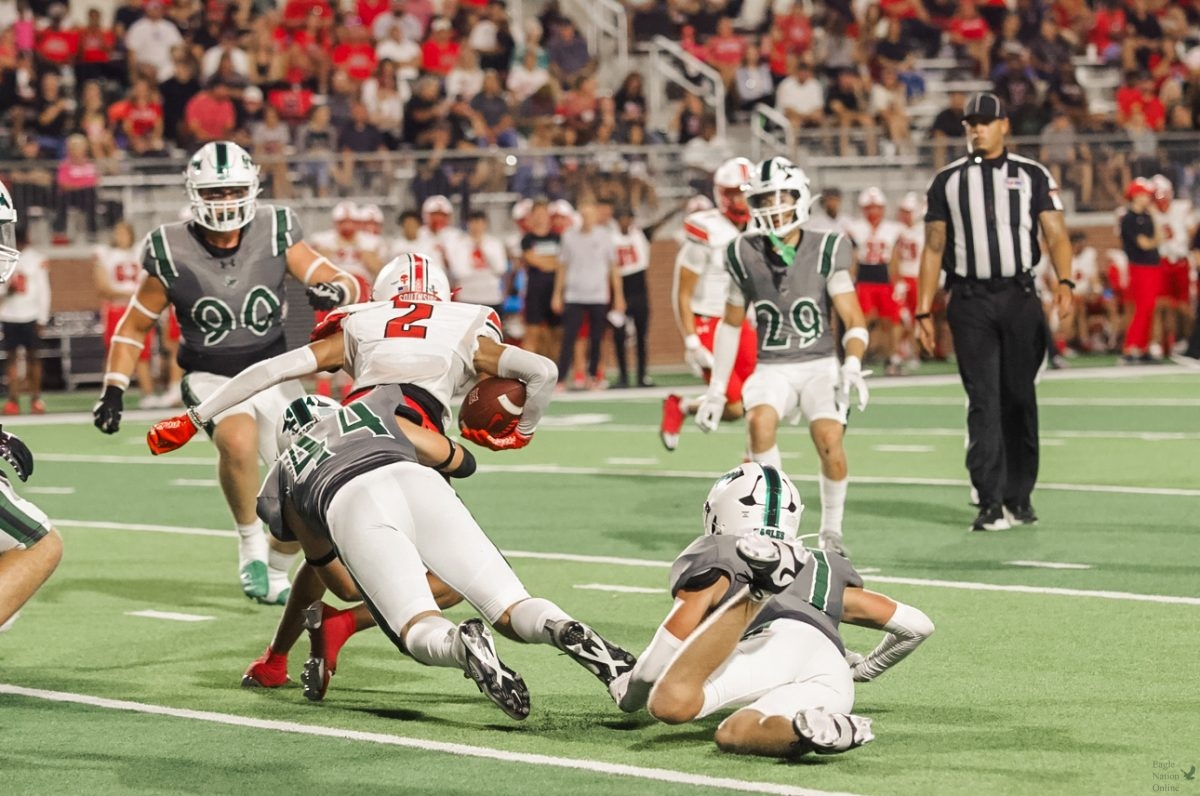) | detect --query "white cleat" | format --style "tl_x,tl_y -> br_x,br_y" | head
792,707 -> 875,755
